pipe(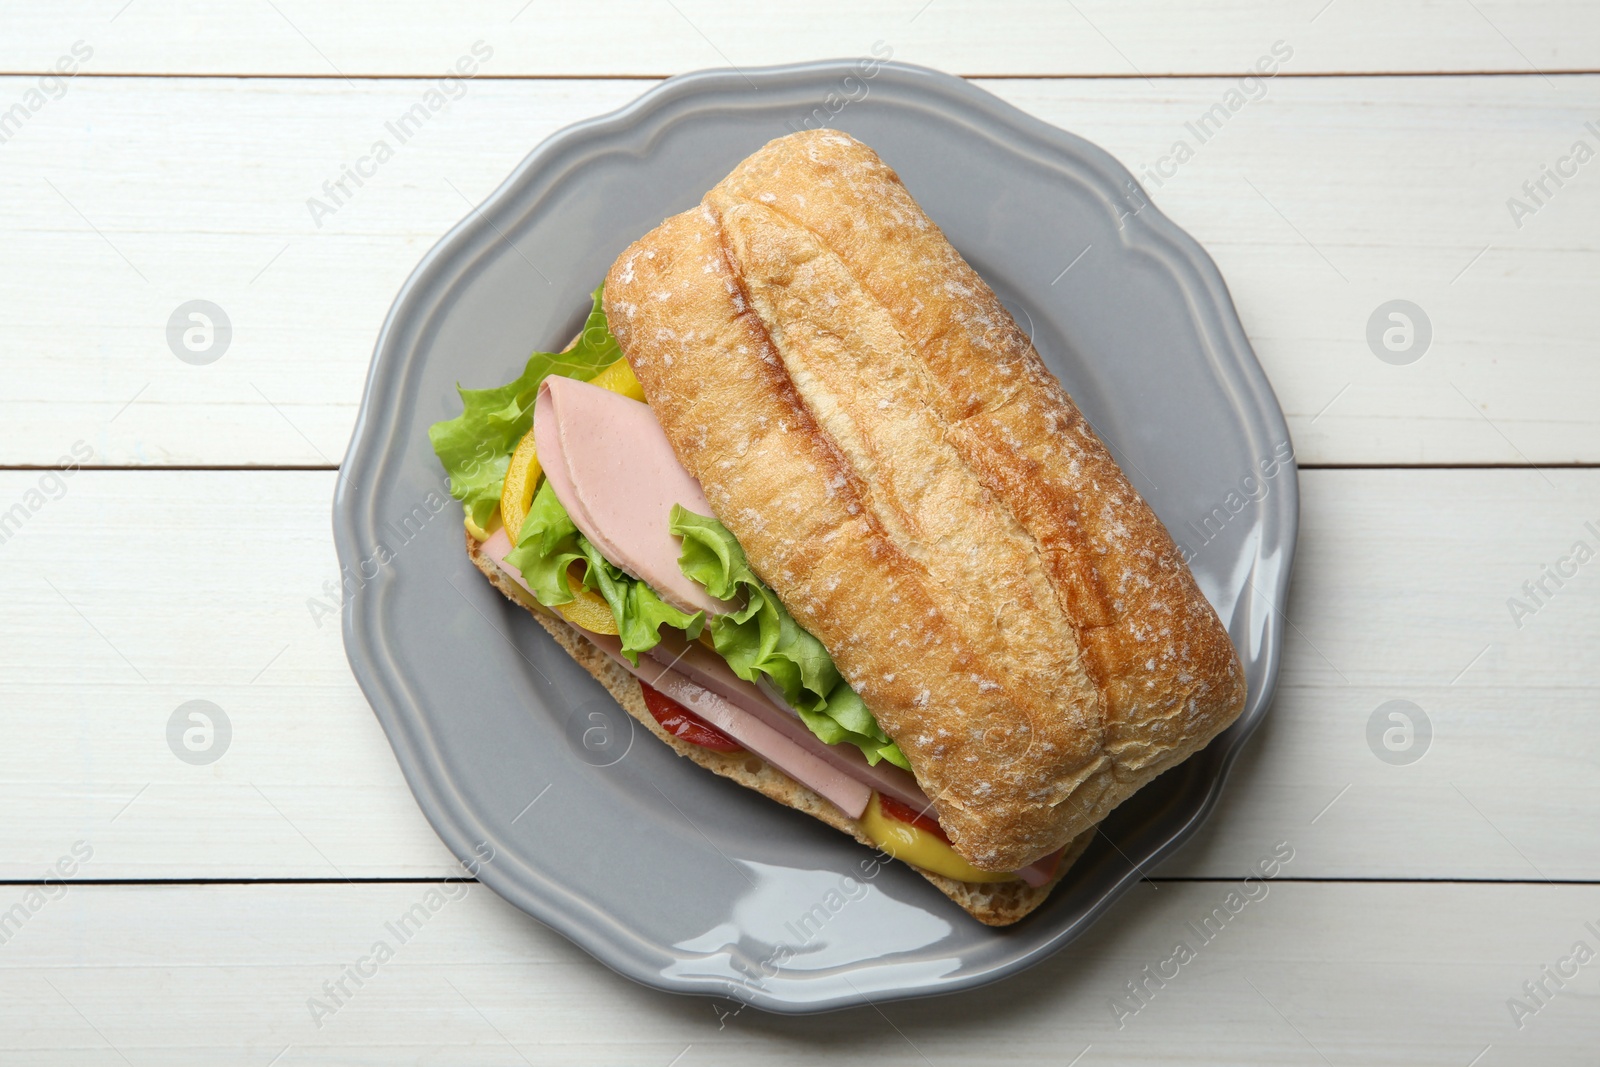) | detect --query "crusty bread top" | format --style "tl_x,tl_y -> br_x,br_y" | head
604,130 -> 1245,871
